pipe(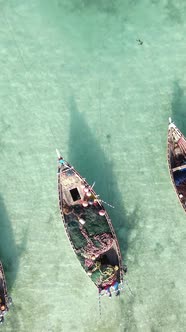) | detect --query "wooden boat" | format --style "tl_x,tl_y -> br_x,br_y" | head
0,261 -> 11,323
167,118 -> 186,212
57,150 -> 126,297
